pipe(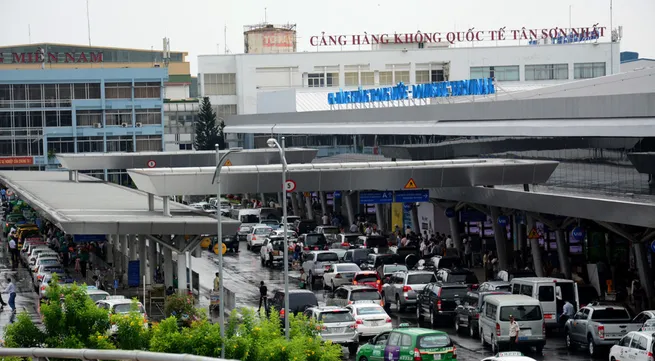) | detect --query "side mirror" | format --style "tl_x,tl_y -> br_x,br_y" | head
368,338 -> 375,344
